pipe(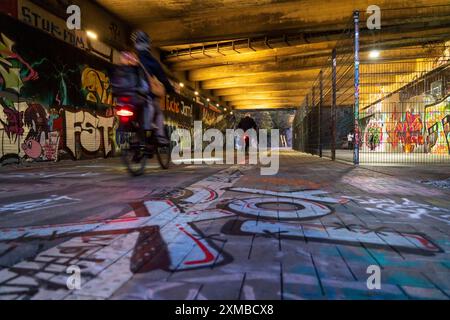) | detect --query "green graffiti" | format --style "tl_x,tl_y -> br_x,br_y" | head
0,33 -> 38,94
